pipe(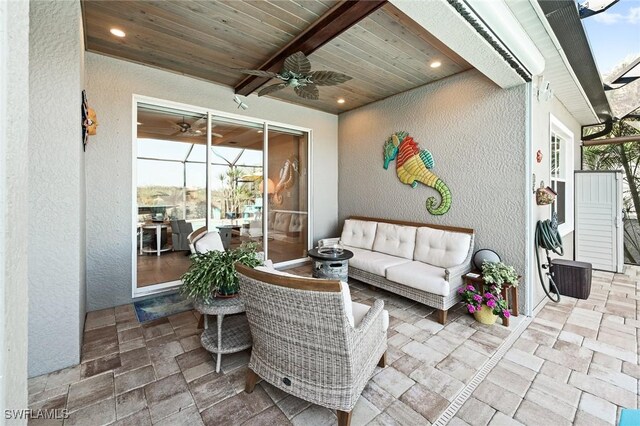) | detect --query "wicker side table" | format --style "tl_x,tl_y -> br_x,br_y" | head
194,297 -> 252,372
